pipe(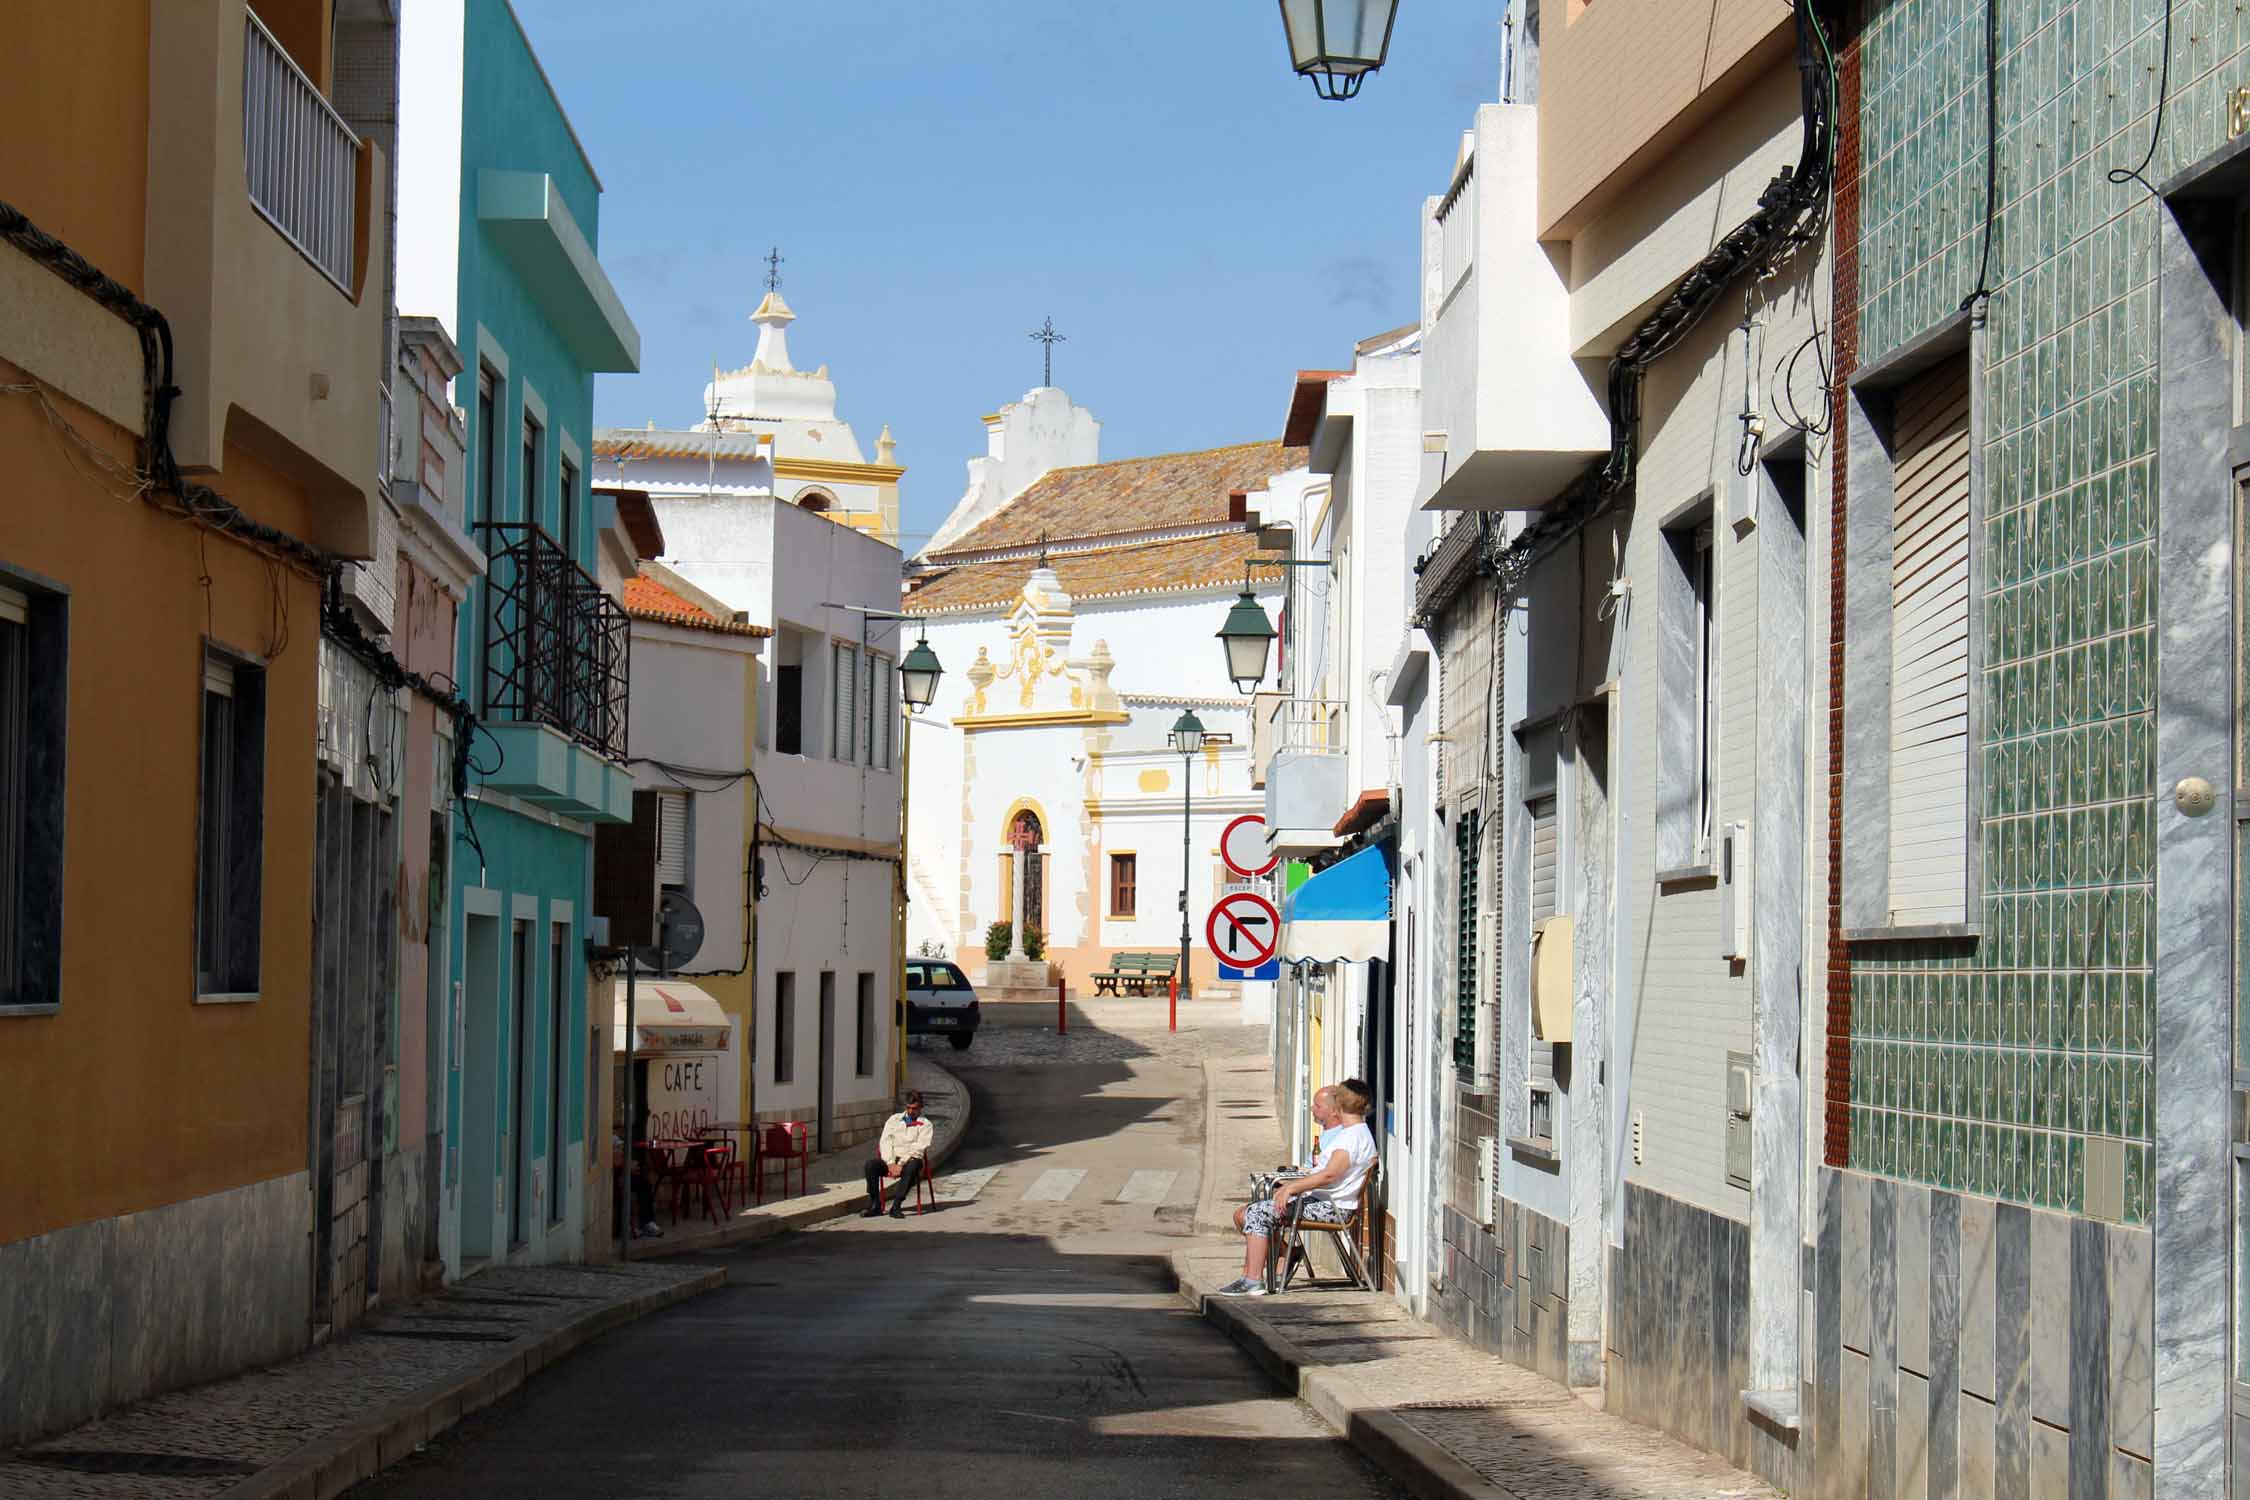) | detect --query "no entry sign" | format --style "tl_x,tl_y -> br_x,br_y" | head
1219,814 -> 1278,878
1206,891 -> 1280,969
